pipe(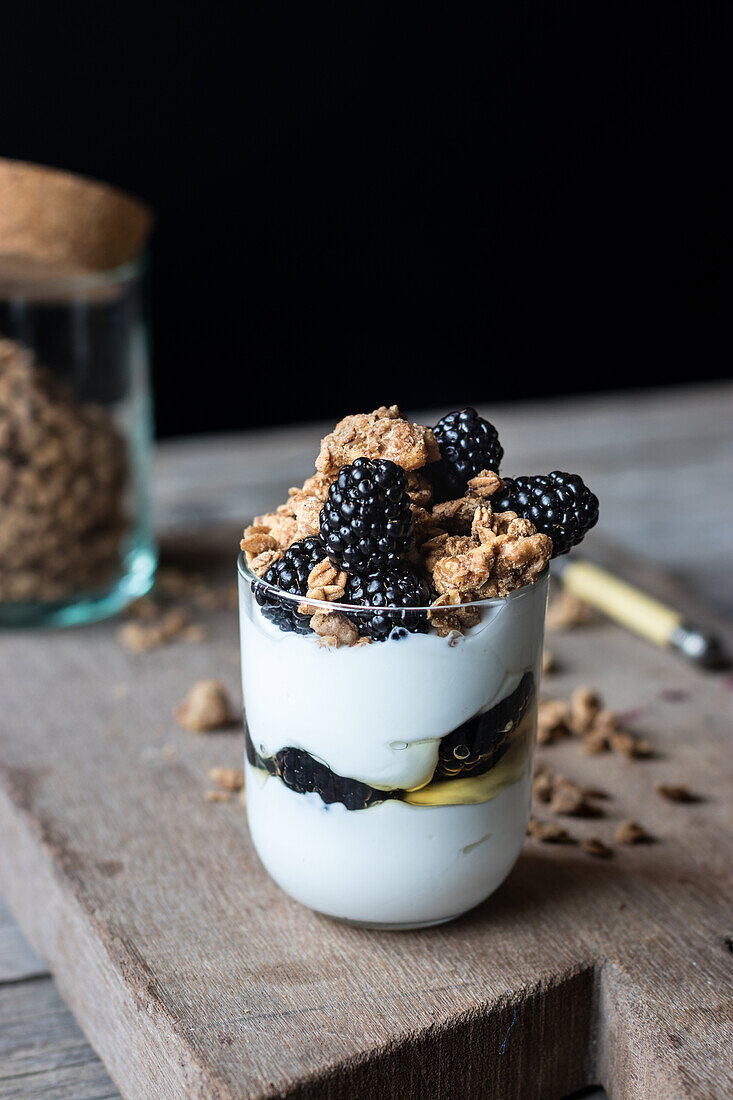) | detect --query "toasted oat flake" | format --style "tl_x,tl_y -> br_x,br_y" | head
208,766 -> 245,792
532,771 -> 555,803
467,469 -> 503,498
546,590 -> 591,631
537,699 -> 571,744
569,687 -> 601,735
614,820 -> 653,844
309,610 -> 360,648
581,837 -> 613,859
205,789 -> 232,803
609,730 -> 652,758
527,817 -> 574,844
432,496 -> 482,534
581,729 -> 610,755
656,783 -> 697,803
549,782 -> 602,818
306,559 -> 347,604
